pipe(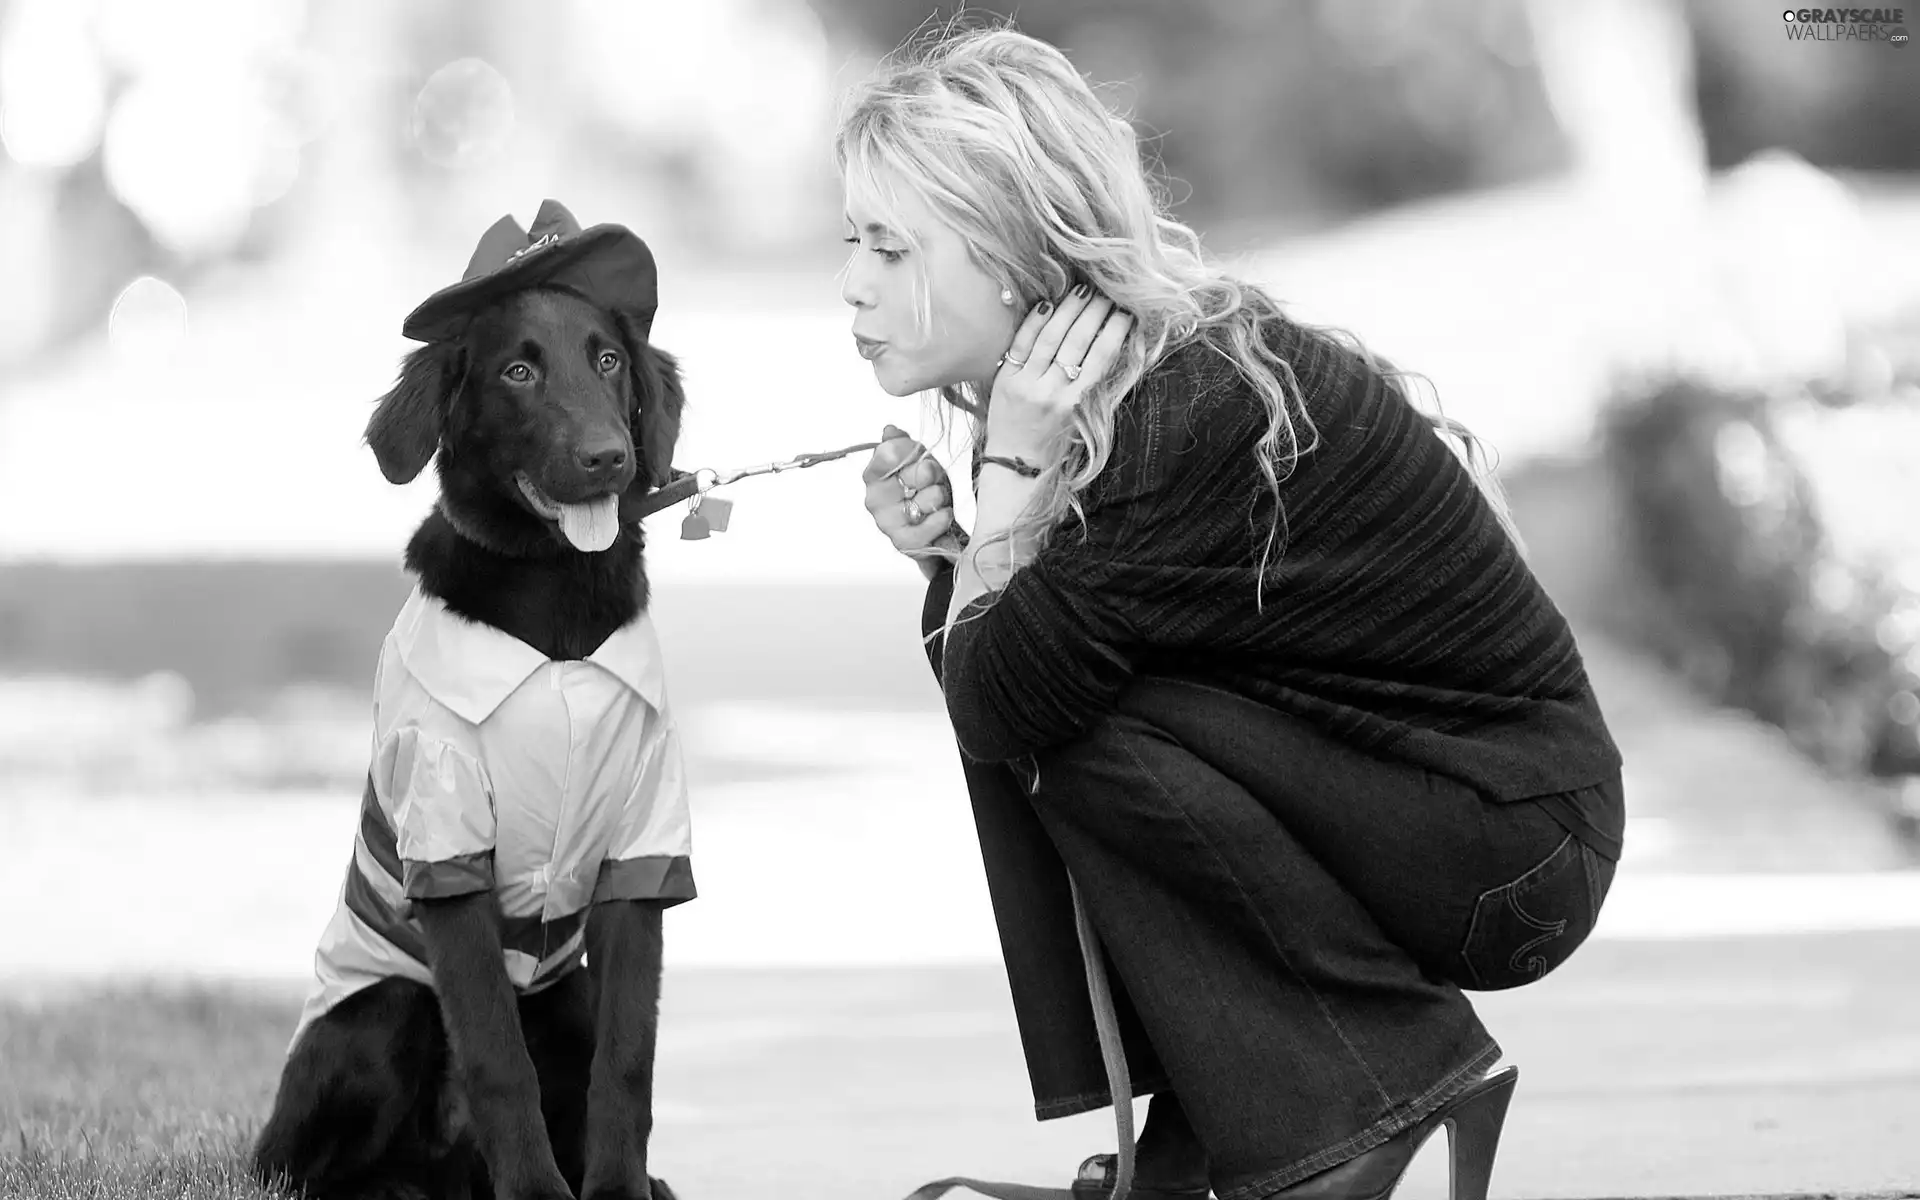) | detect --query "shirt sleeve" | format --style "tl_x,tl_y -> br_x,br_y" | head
377,727 -> 497,900
940,360 -> 1263,763
594,720 -> 698,907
